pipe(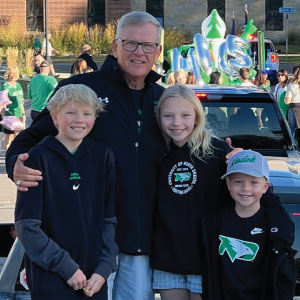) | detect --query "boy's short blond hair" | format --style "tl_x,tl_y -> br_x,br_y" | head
46,84 -> 104,116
